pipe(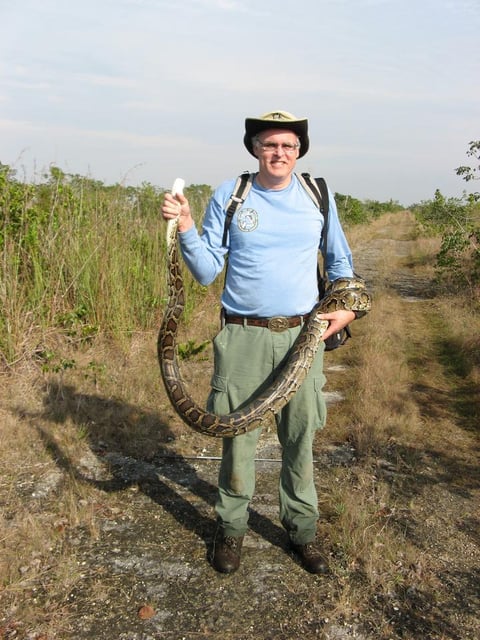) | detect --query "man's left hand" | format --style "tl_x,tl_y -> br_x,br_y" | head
317,309 -> 355,342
